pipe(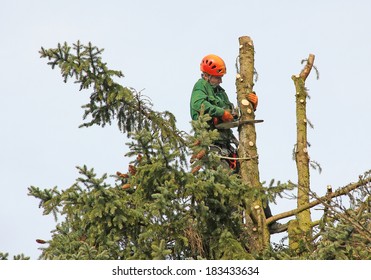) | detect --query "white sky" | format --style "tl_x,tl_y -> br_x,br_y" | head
1,0 -> 370,259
